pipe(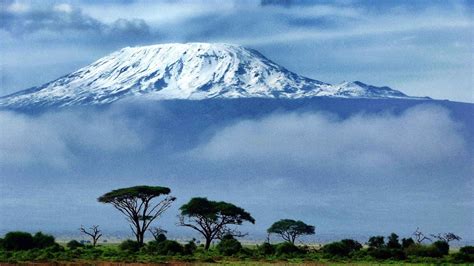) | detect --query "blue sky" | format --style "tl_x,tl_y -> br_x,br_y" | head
0,0 -> 472,102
